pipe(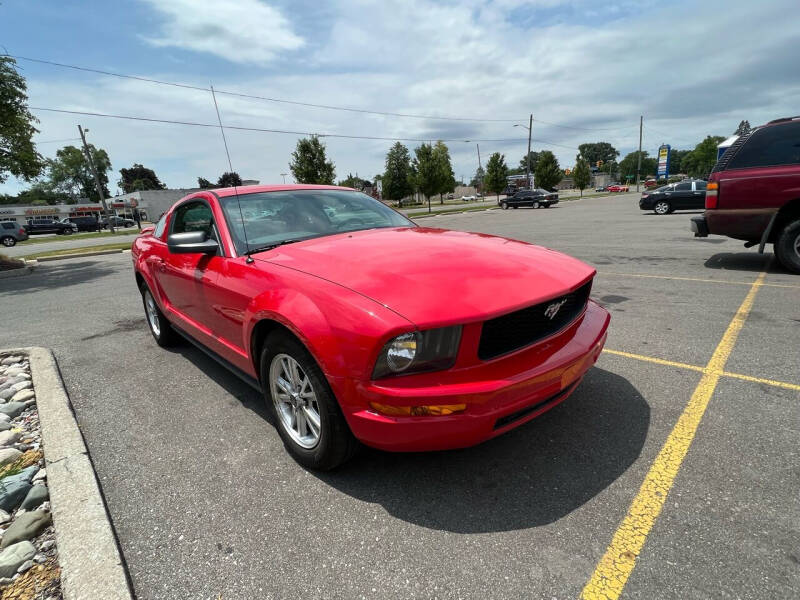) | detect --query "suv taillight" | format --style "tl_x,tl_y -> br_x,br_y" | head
19,229 -> 25,235
705,182 -> 719,209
